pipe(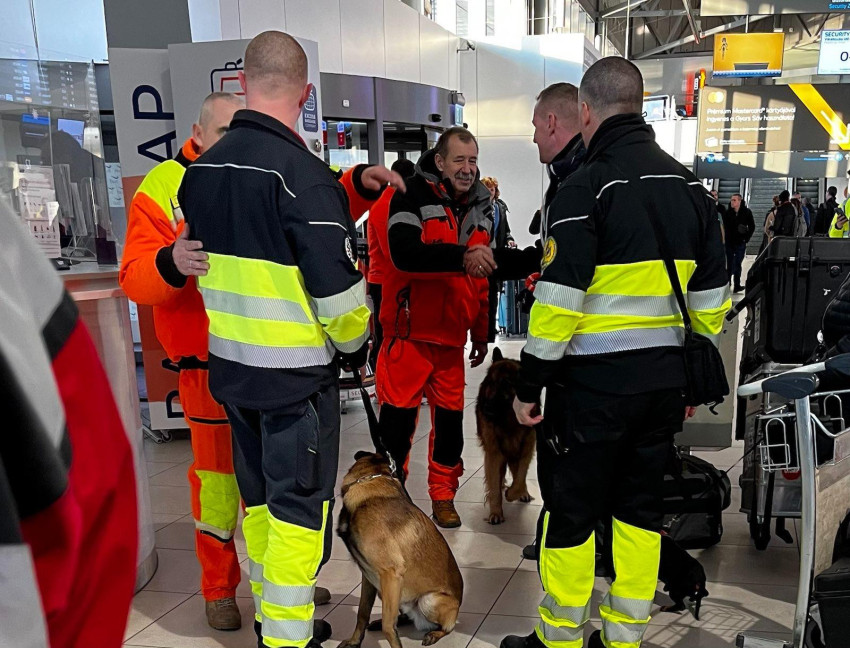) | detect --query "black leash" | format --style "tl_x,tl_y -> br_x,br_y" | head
349,369 -> 413,501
